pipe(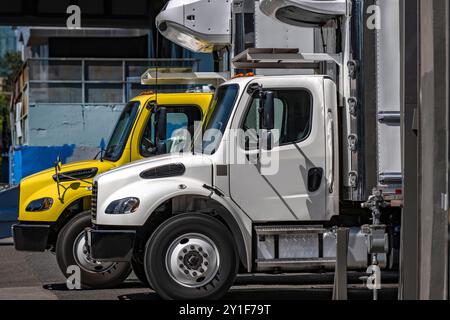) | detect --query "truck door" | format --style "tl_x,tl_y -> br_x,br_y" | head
229,78 -> 327,222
